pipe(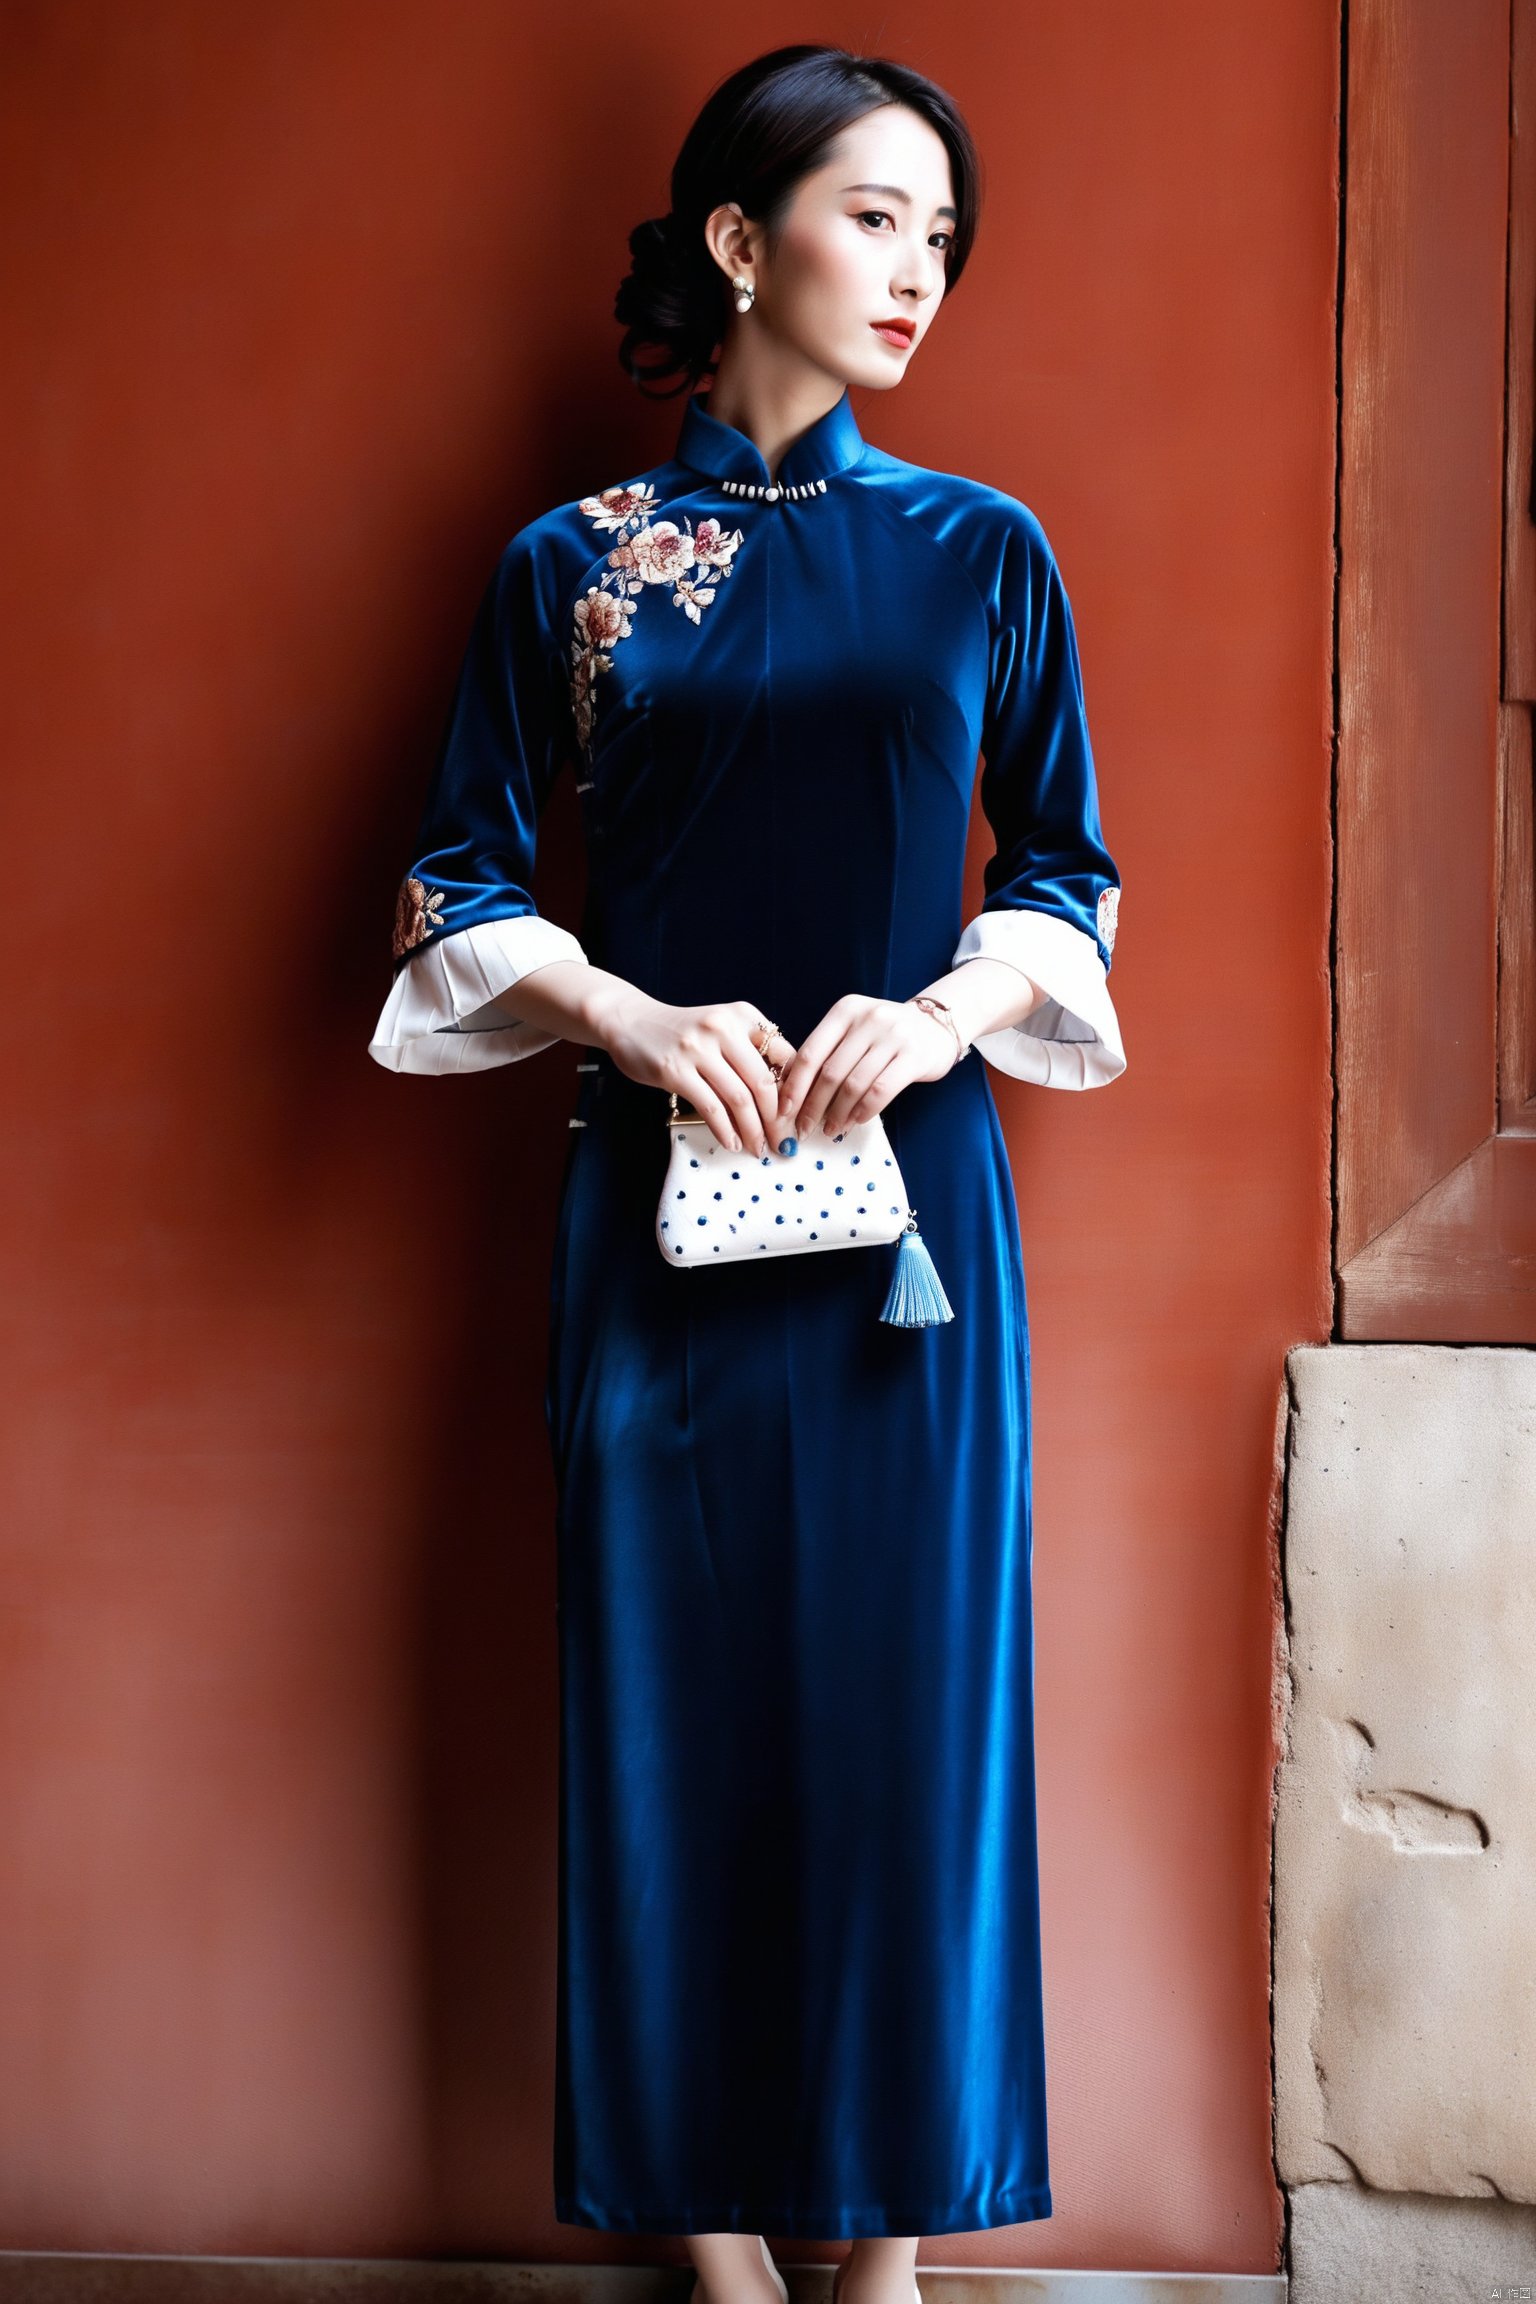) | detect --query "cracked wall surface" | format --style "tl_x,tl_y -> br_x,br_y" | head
1275,1344 -> 1536,2202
